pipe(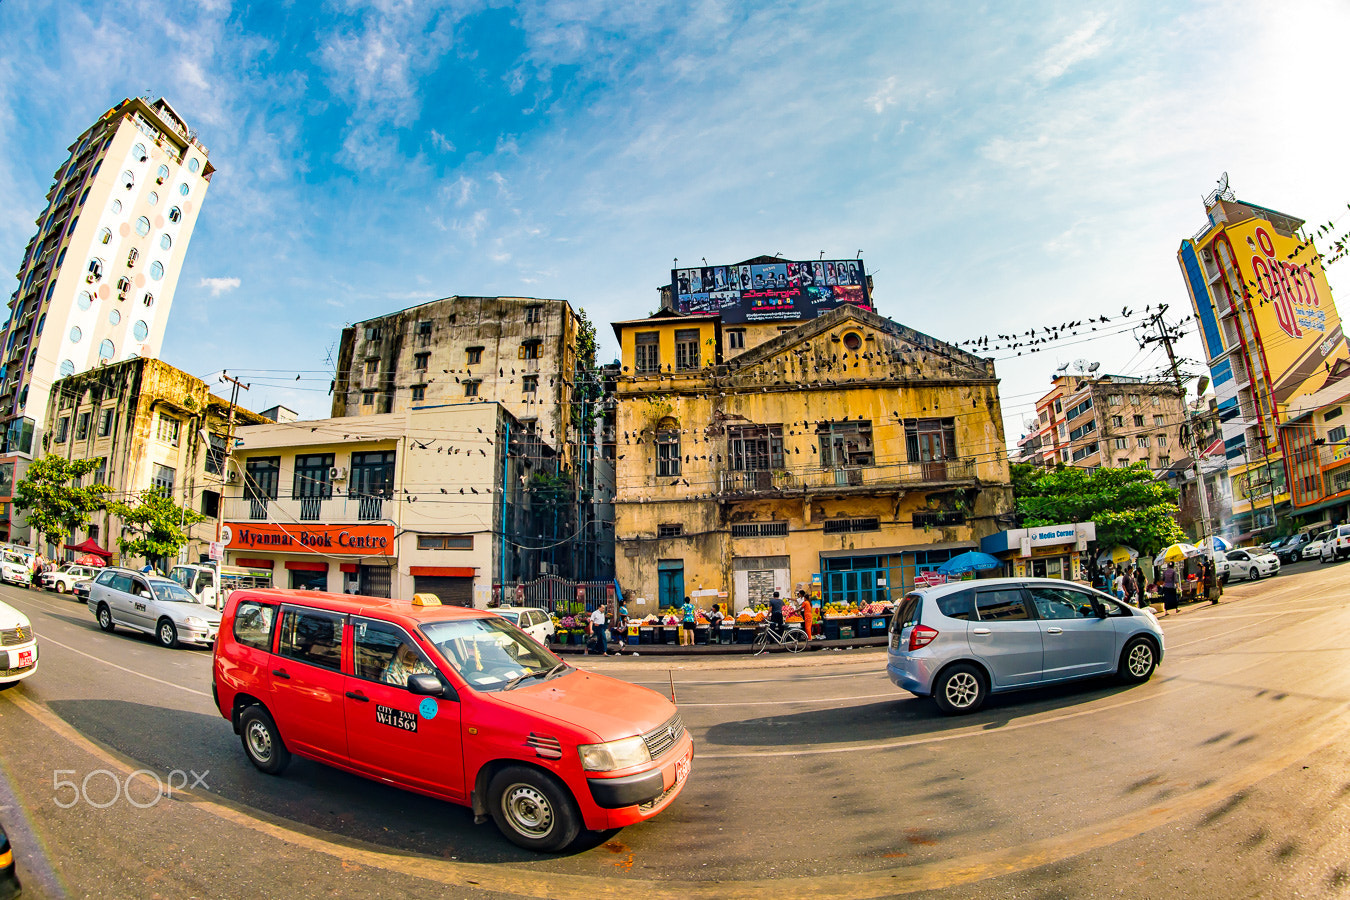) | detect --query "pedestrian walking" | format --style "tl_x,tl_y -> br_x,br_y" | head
589,605 -> 611,655
679,596 -> 696,646
1161,562 -> 1179,616
1120,567 -> 1136,606
1134,564 -> 1147,608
